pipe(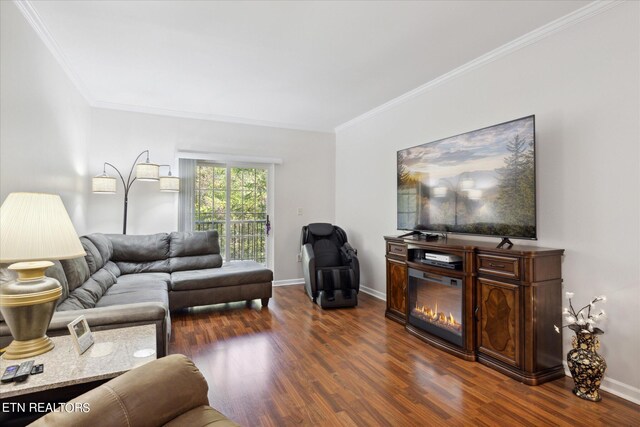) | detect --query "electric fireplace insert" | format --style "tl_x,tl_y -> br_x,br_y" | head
408,268 -> 463,347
